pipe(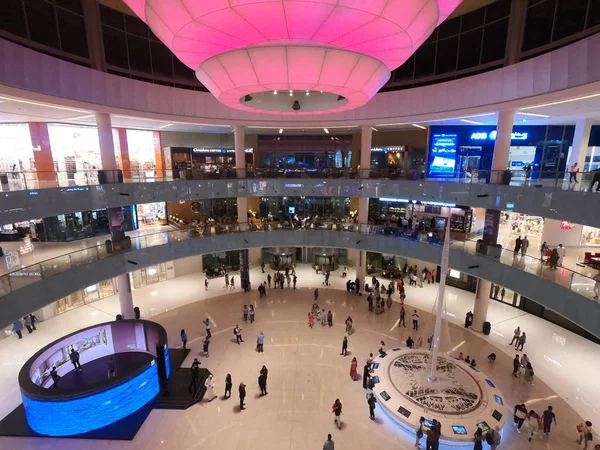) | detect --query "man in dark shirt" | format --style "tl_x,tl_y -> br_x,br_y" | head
239,382 -> 246,410
542,406 -> 557,435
